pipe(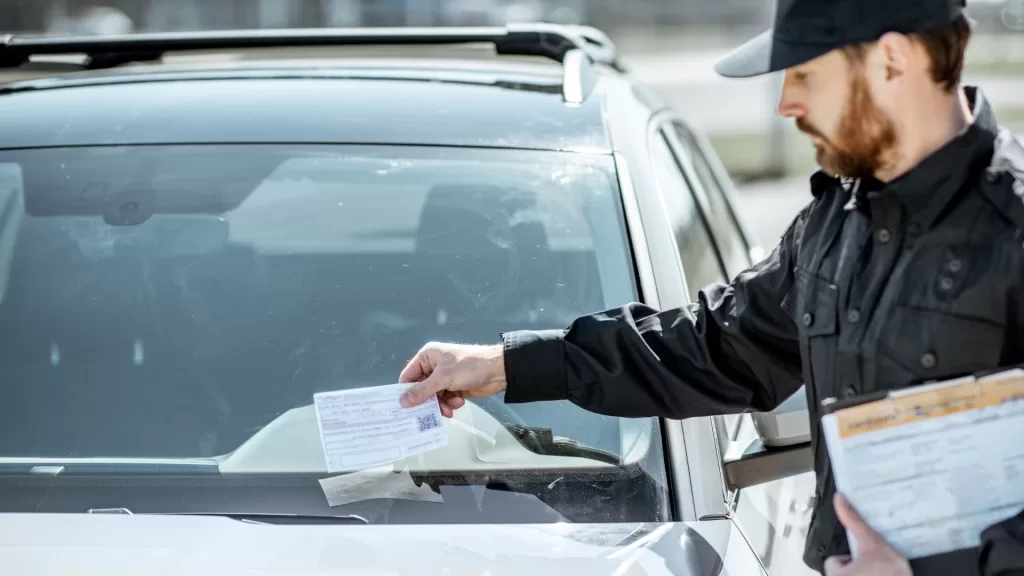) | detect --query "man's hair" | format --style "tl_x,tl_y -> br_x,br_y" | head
843,14 -> 972,93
